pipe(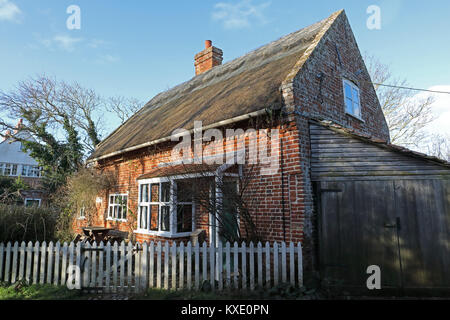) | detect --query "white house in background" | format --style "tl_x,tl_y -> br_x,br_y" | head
0,119 -> 44,206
